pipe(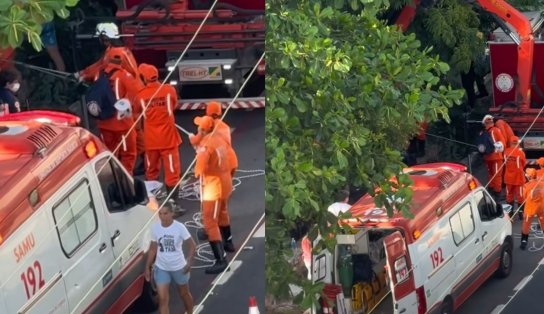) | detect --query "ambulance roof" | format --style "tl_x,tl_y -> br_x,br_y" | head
348,163 -> 479,242
0,121 -> 105,244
